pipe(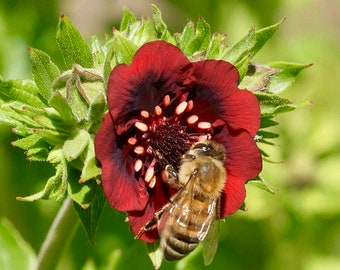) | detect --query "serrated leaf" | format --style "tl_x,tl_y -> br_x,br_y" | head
183,18 -> 211,56
111,29 -> 138,65
56,15 -> 93,69
91,36 -> 105,67
0,79 -> 45,107
178,20 -> 195,49
130,18 -> 156,47
267,61 -> 313,94
49,91 -> 77,125
146,241 -> 163,270
0,218 -> 36,270
29,47 -> 60,101
239,63 -> 279,91
151,5 -> 175,44
221,27 -> 256,65
72,184 -> 105,243
63,129 -> 90,161
80,138 -> 101,182
205,33 -> 228,59
17,161 -> 67,201
120,8 -> 137,32
255,92 -> 293,115
249,19 -> 285,58
248,175 -> 278,194
67,170 -> 97,209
